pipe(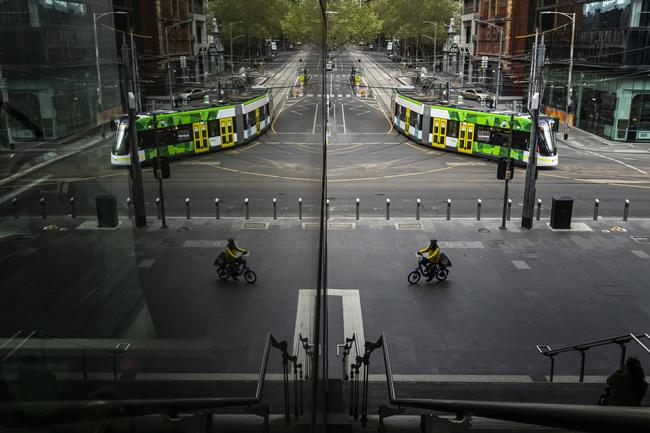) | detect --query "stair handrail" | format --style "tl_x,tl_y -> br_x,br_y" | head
0,333 -> 276,427
374,333 -> 650,433
536,332 -> 650,382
